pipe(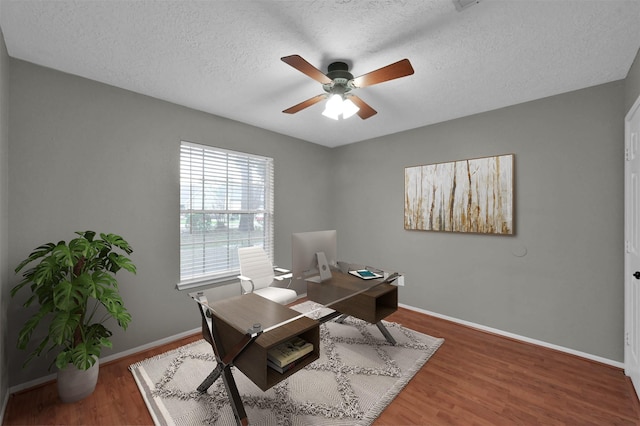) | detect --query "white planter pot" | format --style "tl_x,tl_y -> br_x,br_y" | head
57,358 -> 100,403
